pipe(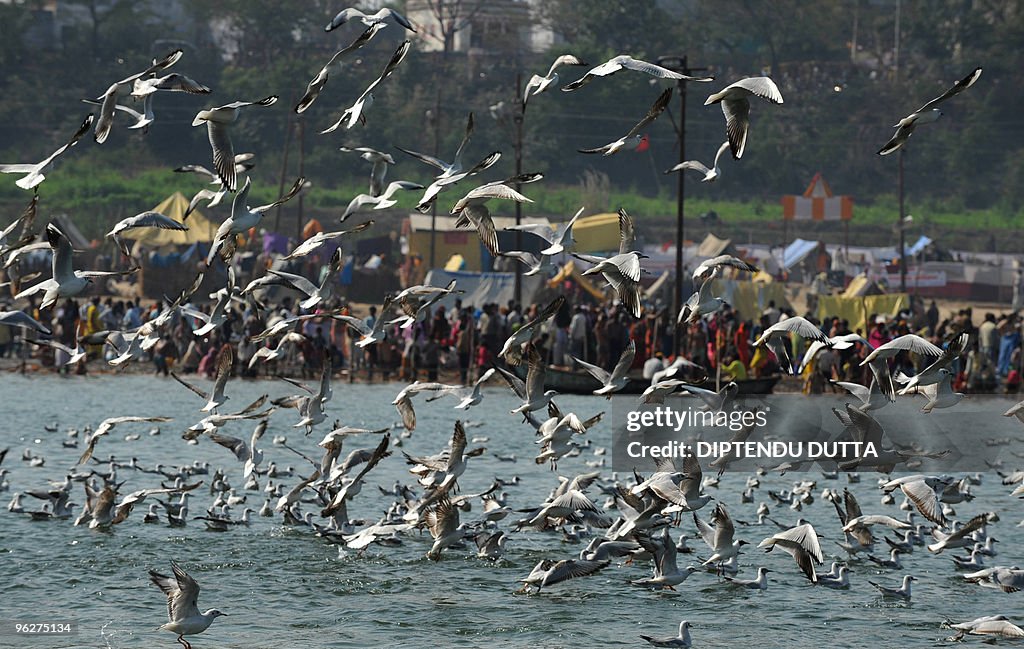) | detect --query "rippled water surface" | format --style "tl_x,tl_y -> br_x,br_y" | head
1,373 -> 1022,648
